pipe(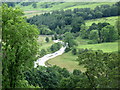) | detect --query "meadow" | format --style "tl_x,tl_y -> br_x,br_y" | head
38,35 -> 54,51
46,51 -> 86,72
85,16 -> 119,26
77,41 -> 118,52
15,2 -> 115,18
